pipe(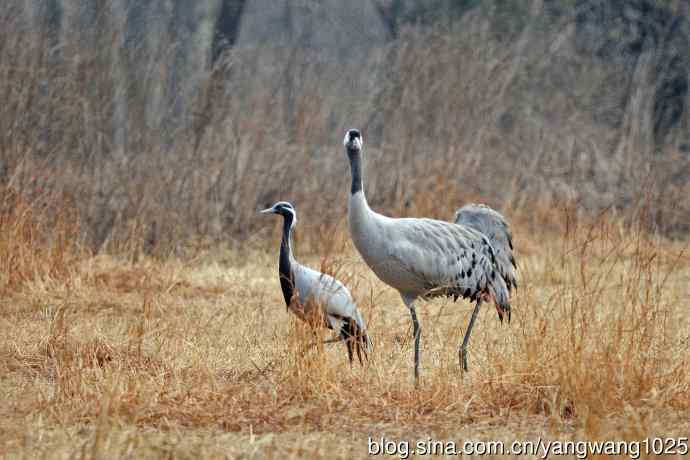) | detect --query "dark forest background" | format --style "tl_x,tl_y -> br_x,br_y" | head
1,0 -> 688,256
